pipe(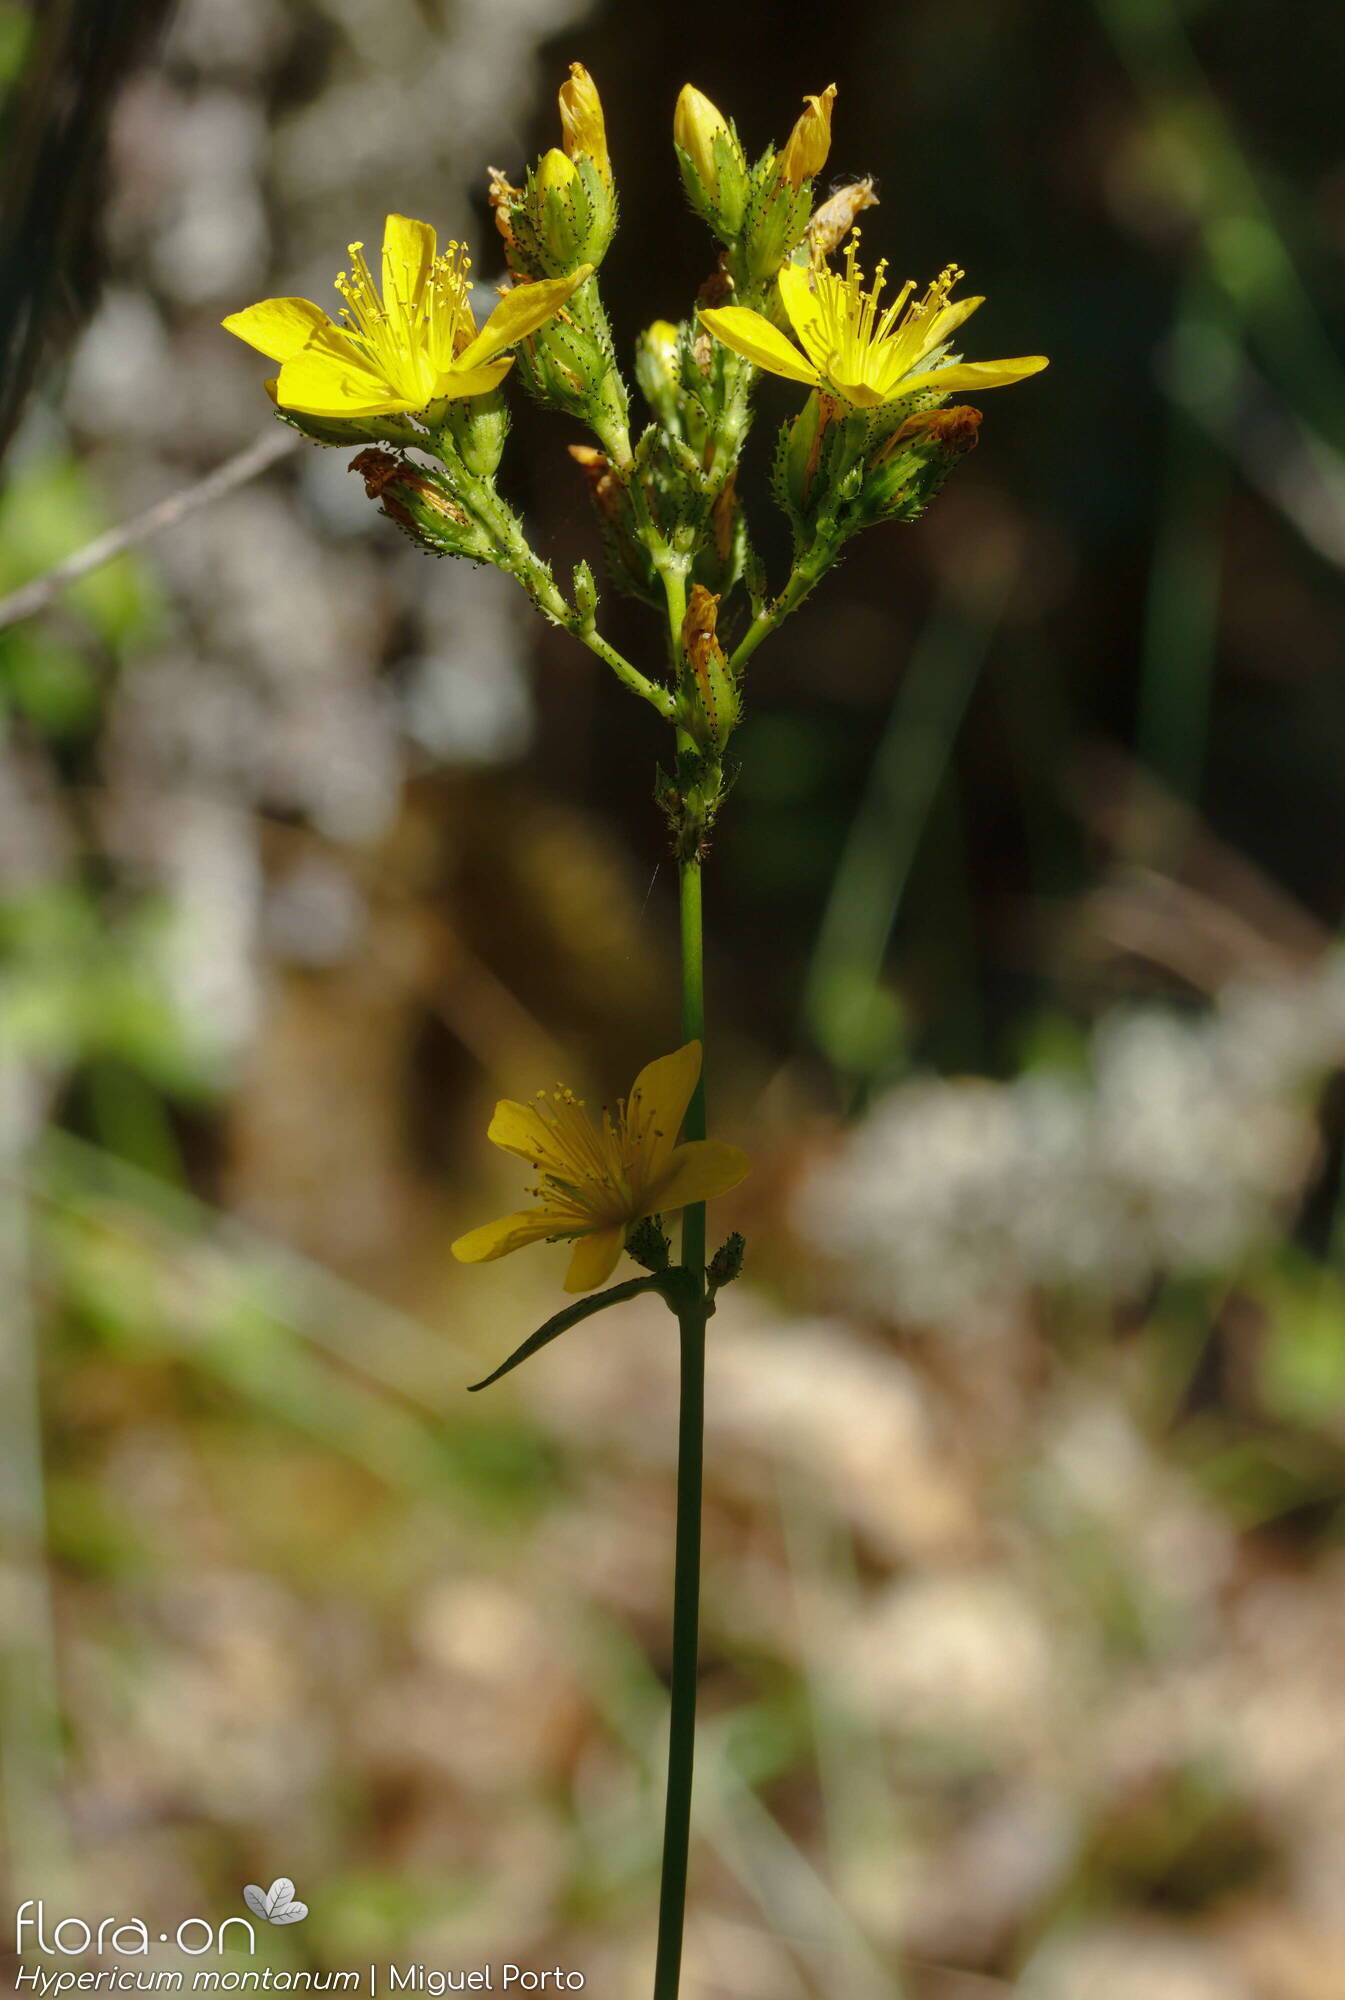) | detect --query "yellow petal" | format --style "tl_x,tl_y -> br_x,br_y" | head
452,1209 -> 566,1264
456,268 -> 593,371
825,372 -> 889,409
776,264 -> 832,374
275,329 -> 412,417
488,1099 -> 573,1173
900,355 -> 1049,397
651,1140 -> 751,1213
922,293 -> 984,355
437,357 -> 515,400
698,306 -> 821,387
777,83 -> 837,190
222,297 -> 330,362
628,1041 -> 702,1176
381,213 -> 436,317
565,1226 -> 624,1293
